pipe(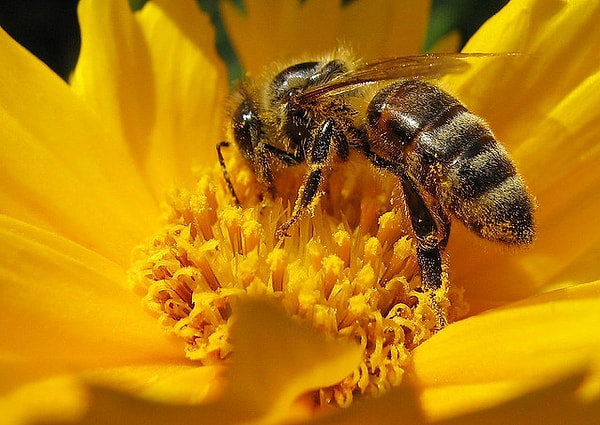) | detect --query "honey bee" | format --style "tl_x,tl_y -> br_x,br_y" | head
217,50 -> 535,309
